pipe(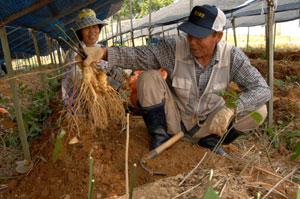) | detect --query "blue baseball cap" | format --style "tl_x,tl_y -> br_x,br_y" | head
178,5 -> 226,38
